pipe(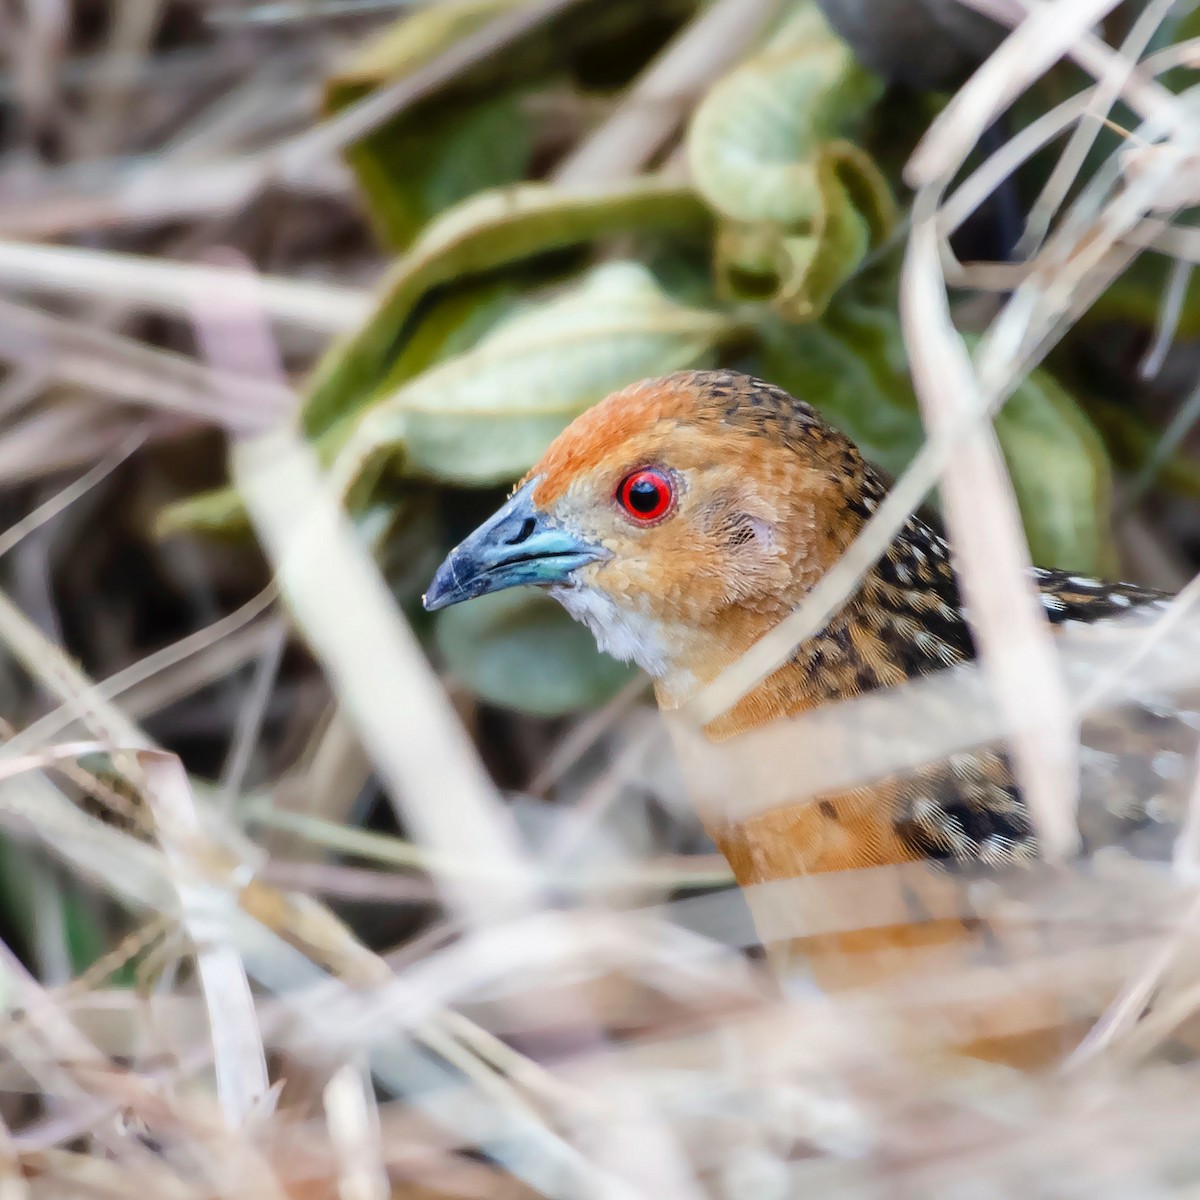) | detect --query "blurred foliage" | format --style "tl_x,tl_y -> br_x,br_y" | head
436,590 -> 635,715
1088,253 -> 1200,340
158,0 -> 1200,717
323,0 -> 701,247
324,0 -> 533,247
300,179 -> 712,436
